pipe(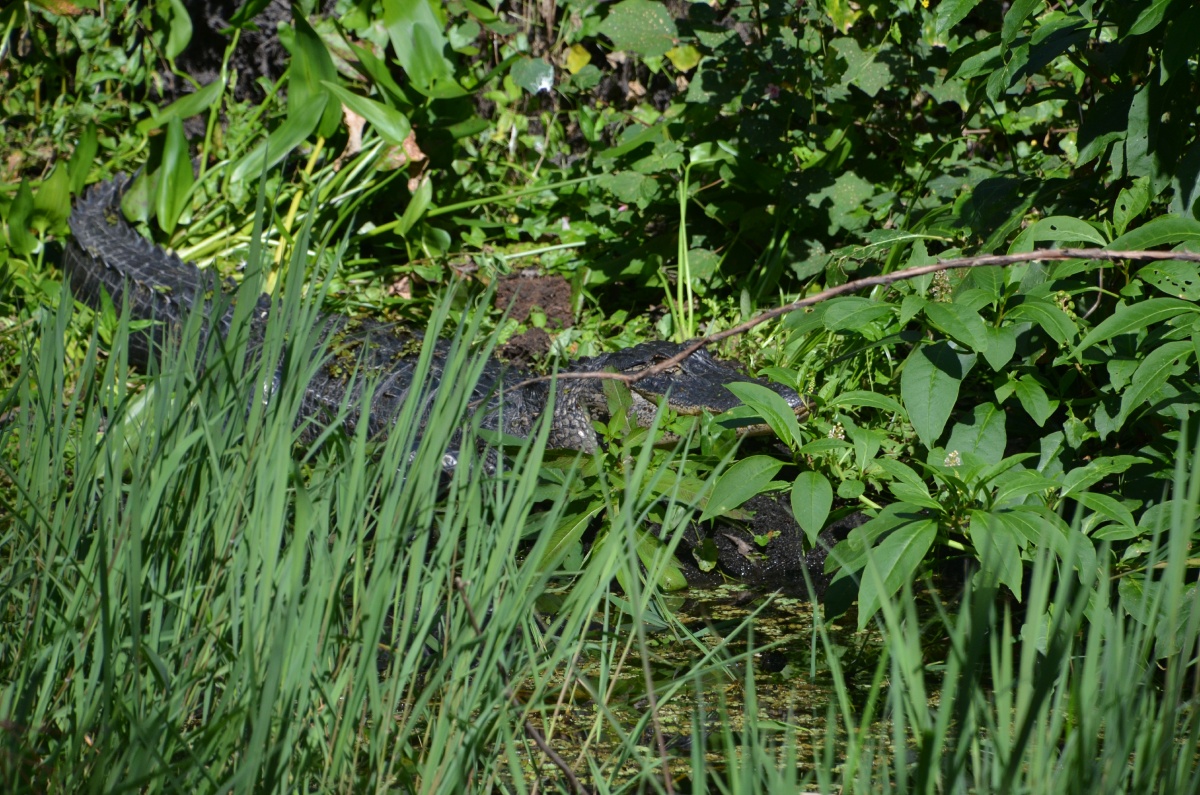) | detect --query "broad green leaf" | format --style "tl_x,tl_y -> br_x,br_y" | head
873,457 -> 926,489
323,81 -> 413,146
136,79 -> 224,135
396,176 -> 433,237
1006,299 -> 1077,345
1128,0 -> 1175,36
163,0 -> 193,60
384,0 -> 457,93
1061,455 -> 1146,500
1001,0 -> 1043,47
857,519 -> 937,629
790,472 -> 833,545
924,302 -> 989,351
933,0 -> 986,44
797,438 -> 853,456
665,45 -> 701,72
346,40 -> 414,108
830,38 -> 891,98
33,162 -> 70,229
290,12 -> 341,138
67,122 -> 98,193
634,530 -> 688,591
1009,215 -> 1108,250
5,180 -> 36,255
828,390 -> 905,414
1119,576 -> 1198,656
229,0 -> 274,28
970,510 -> 1024,596
1114,176 -> 1151,235
1013,375 -> 1055,426
723,382 -> 805,449
1072,492 -> 1136,532
1138,261 -> 1200,300
888,483 -> 942,511
1116,341 -> 1193,425
945,402 -> 1007,464
699,456 -> 783,522
1072,298 -> 1200,356
599,0 -> 678,58
900,294 -> 927,325
1109,215 -> 1200,250
901,342 -> 976,448
824,297 -> 894,331
156,117 -> 194,235
982,325 -> 1017,370
510,57 -> 555,95
991,468 -> 1057,506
